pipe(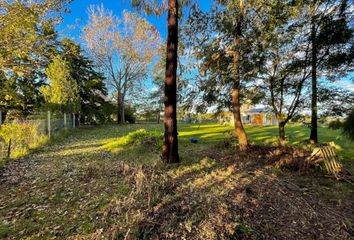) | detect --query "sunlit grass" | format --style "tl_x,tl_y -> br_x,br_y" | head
179,122 -> 352,153
168,157 -> 216,179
